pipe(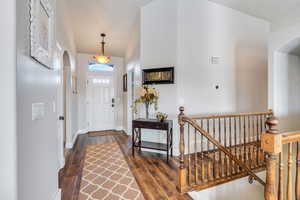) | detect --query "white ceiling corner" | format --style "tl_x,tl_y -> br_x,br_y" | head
65,0 -> 153,57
